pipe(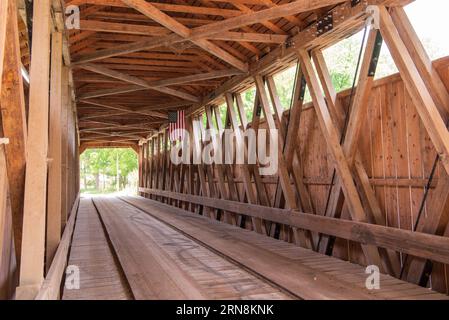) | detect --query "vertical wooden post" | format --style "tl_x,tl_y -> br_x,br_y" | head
67,107 -> 73,212
0,0 -> 6,76
149,138 -> 155,197
75,131 -> 80,196
143,141 -> 149,191
0,1 -> 16,295
17,0 -> 52,299
138,142 -> 144,195
162,129 -> 168,202
0,0 -> 27,263
0,0 -> 8,278
46,31 -> 63,270
0,142 -> 15,300
61,66 -> 69,229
